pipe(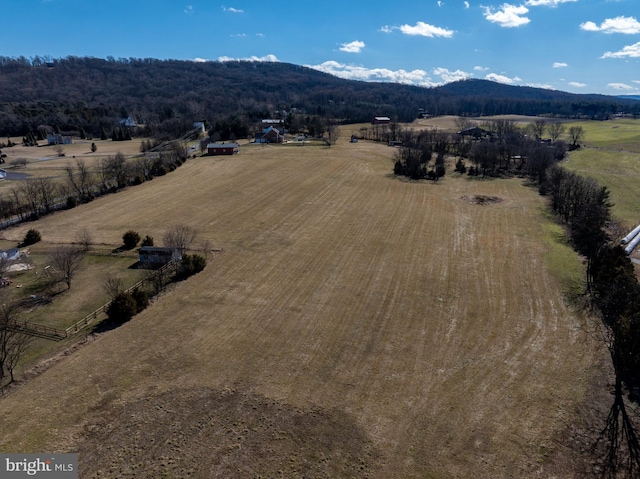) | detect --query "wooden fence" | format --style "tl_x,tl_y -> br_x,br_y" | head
10,320 -> 68,340
14,260 -> 177,341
